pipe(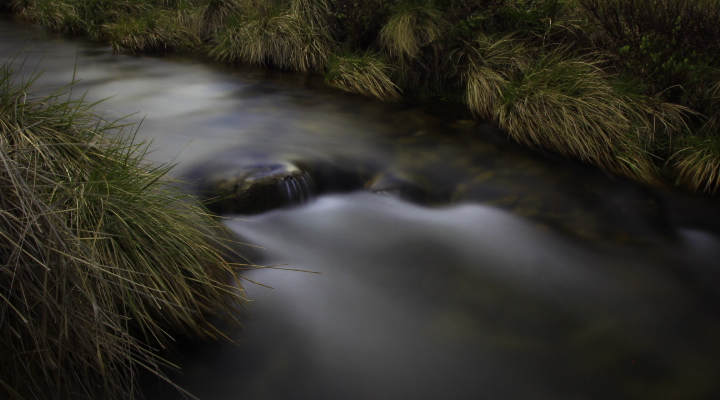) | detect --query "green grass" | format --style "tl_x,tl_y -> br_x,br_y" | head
0,63 -> 247,399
